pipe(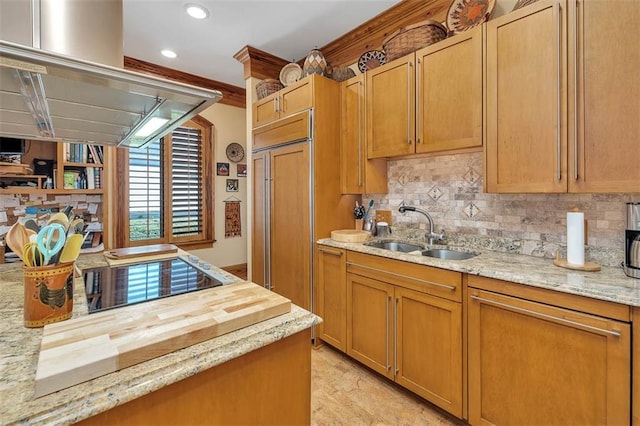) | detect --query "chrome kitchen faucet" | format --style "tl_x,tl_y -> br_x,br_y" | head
398,205 -> 445,245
